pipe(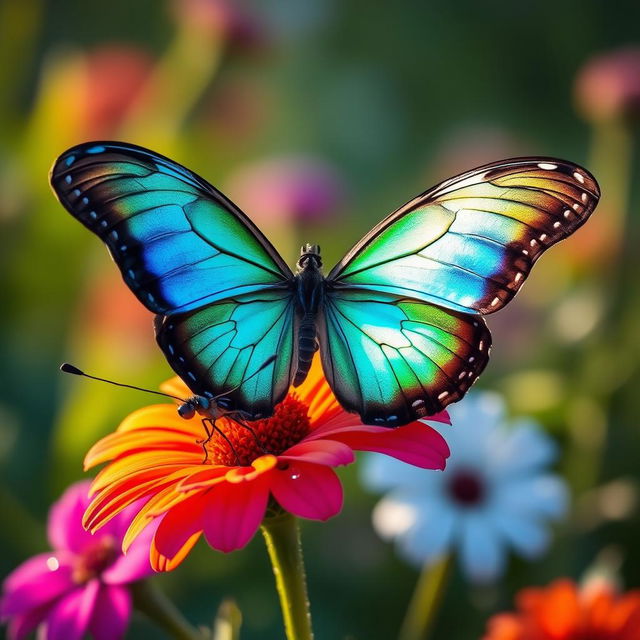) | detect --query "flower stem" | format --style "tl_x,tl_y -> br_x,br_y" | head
131,580 -> 205,640
398,554 -> 453,640
260,513 -> 314,640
